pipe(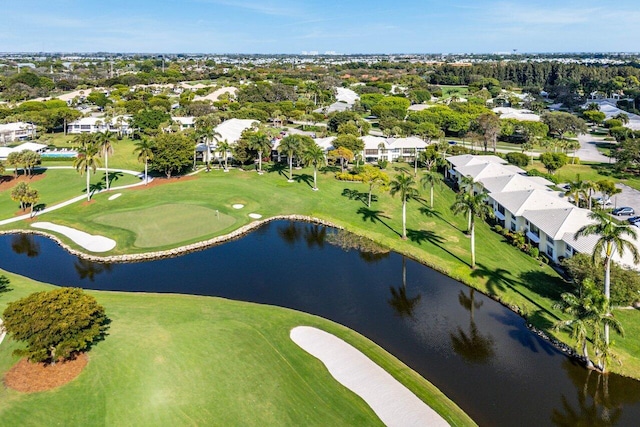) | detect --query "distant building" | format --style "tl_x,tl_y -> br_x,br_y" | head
66,116 -> 133,135
0,122 -> 36,144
